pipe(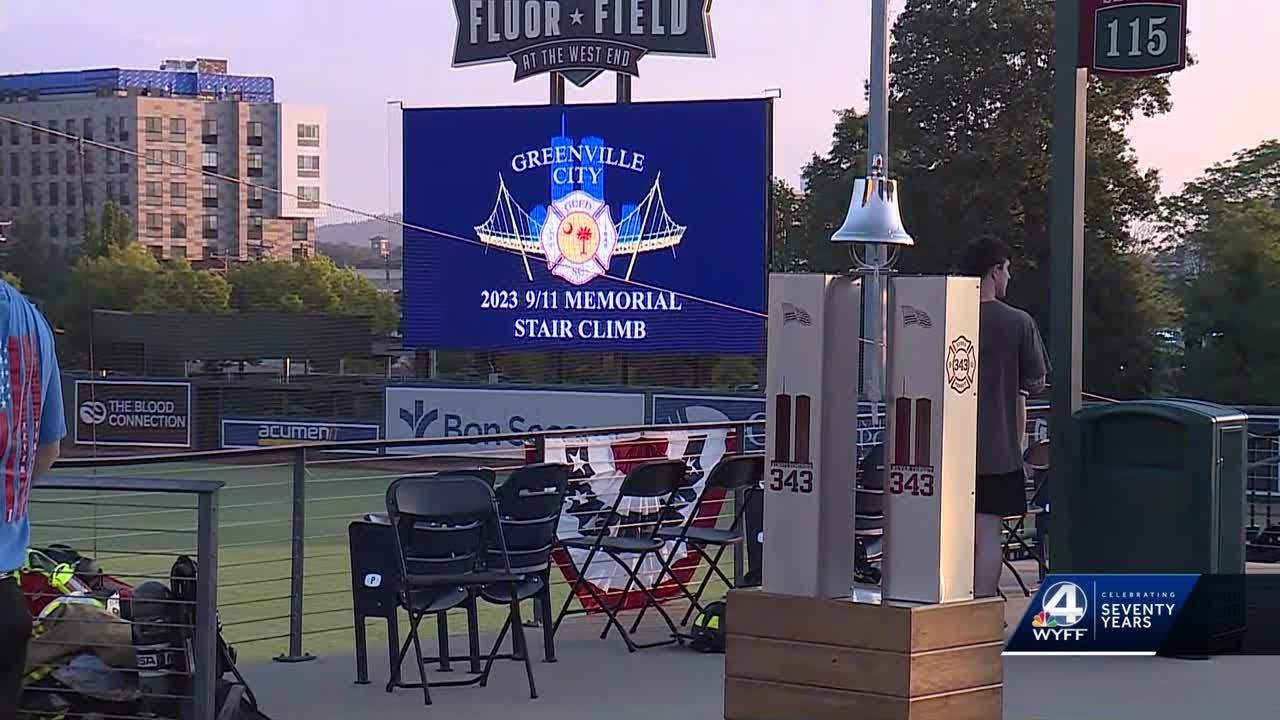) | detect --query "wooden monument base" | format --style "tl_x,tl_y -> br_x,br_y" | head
724,590 -> 1004,720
